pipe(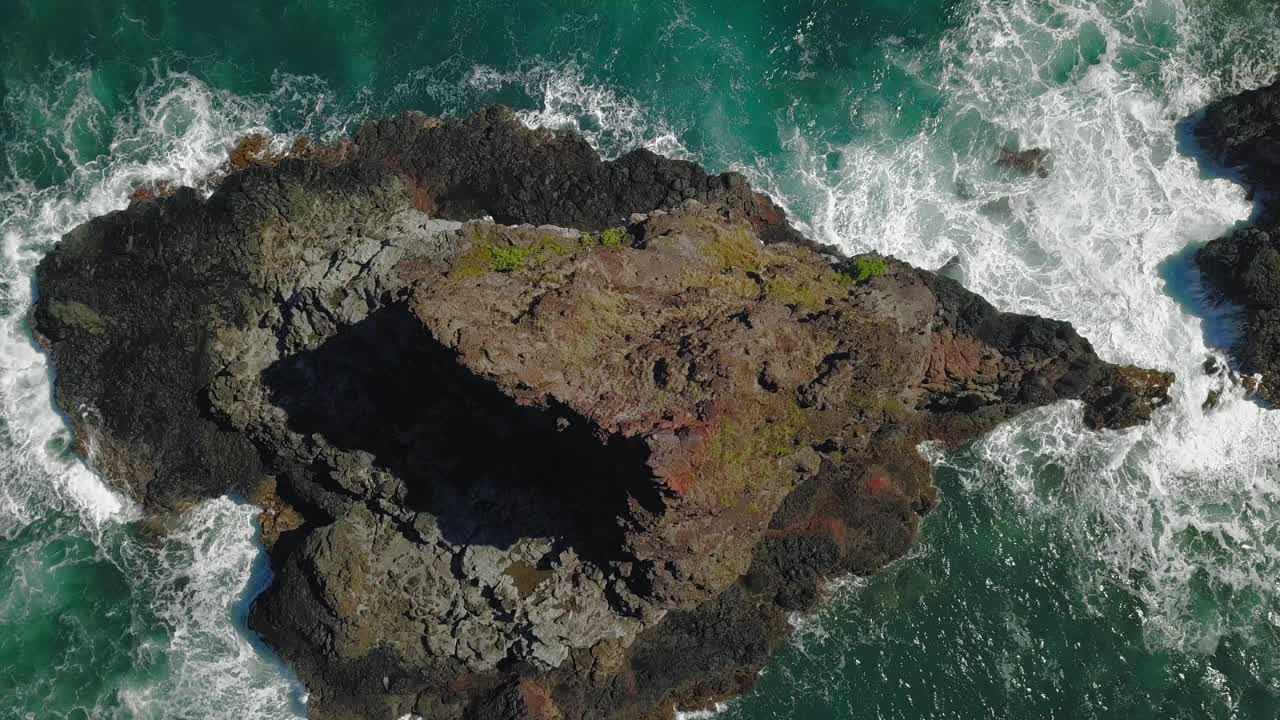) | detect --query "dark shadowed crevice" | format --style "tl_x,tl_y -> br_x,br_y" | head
259,303 -> 663,566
